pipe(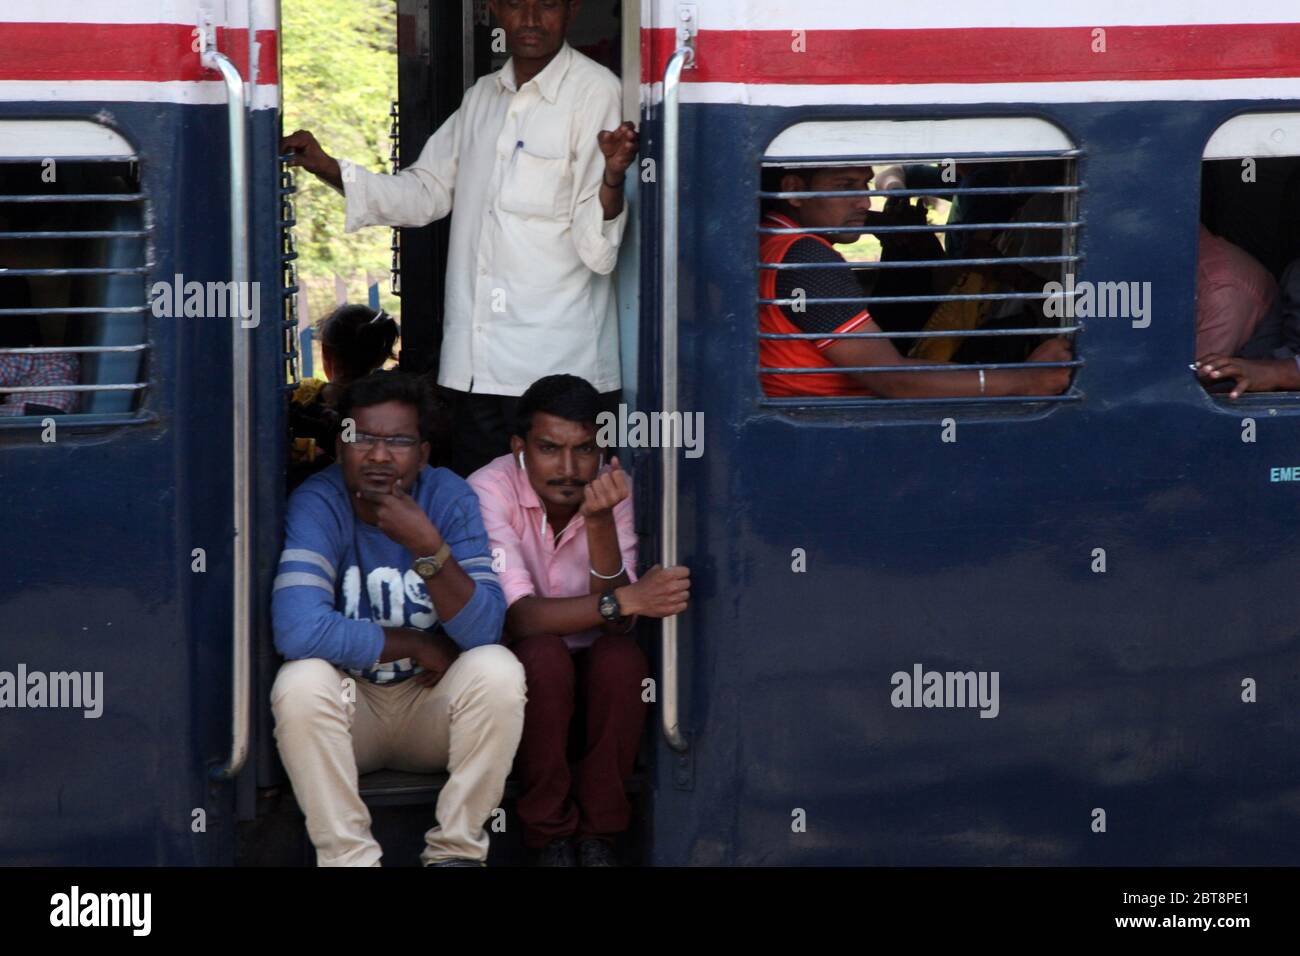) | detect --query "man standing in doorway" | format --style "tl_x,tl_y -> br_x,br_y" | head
283,0 -> 638,476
